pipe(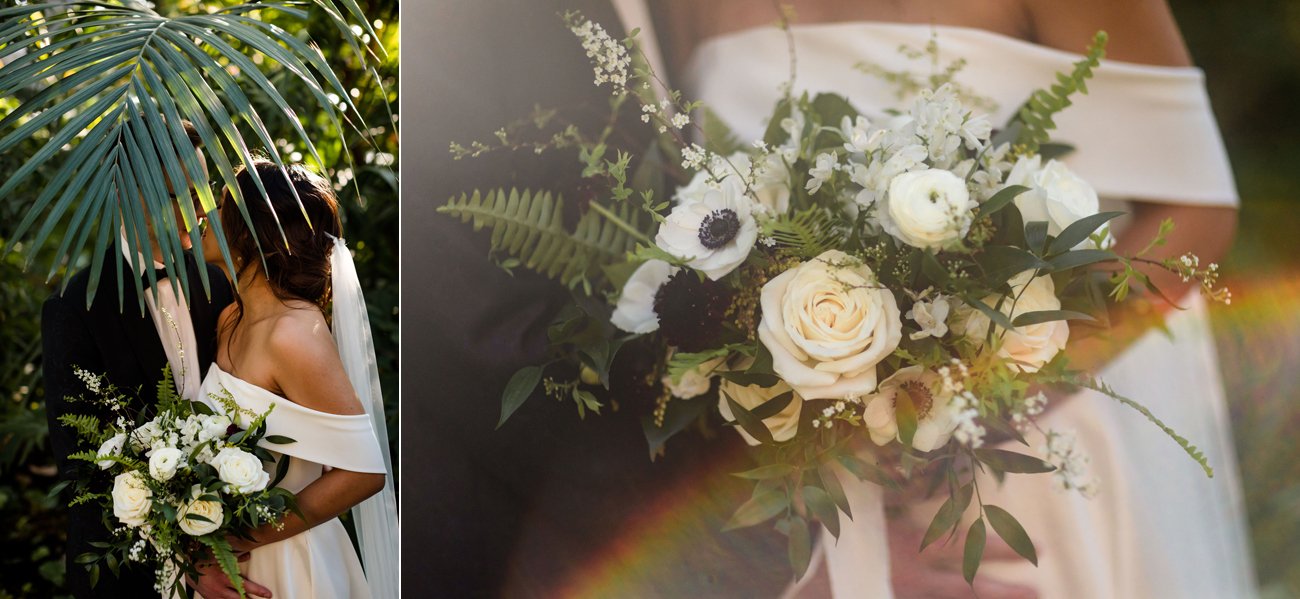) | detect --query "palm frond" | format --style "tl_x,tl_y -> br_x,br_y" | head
438,188 -> 645,292
0,1 -> 385,310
